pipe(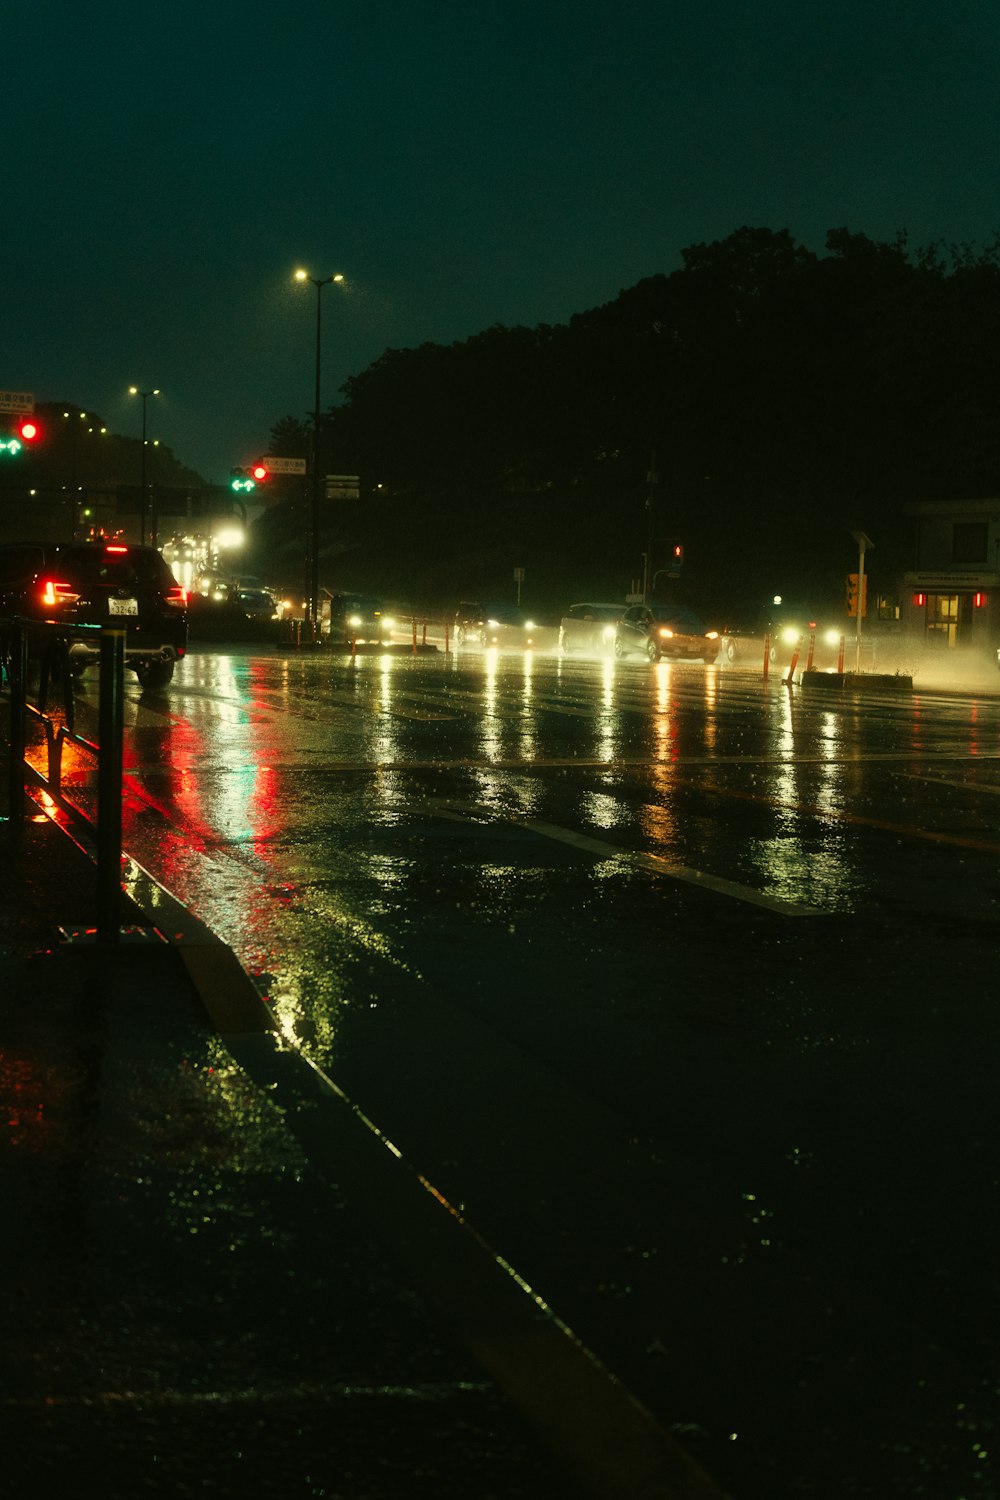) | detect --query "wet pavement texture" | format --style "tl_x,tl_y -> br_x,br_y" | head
9,639 -> 1000,1498
0,817 -> 575,1499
